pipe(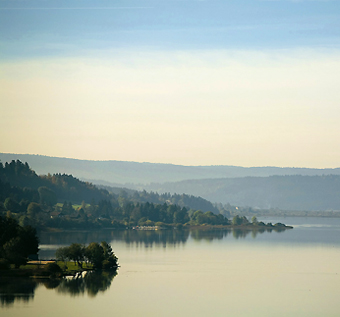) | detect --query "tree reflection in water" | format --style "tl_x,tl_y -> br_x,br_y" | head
39,226 -> 289,255
120,229 -> 189,248
56,270 -> 117,297
190,227 -> 287,241
0,270 -> 117,306
1,227 -> 291,306
0,278 -> 37,306
190,229 -> 231,242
